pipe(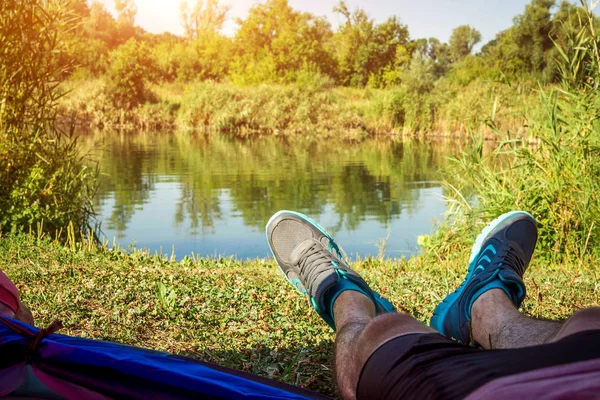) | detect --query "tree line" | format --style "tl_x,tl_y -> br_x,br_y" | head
65,0 -> 595,93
